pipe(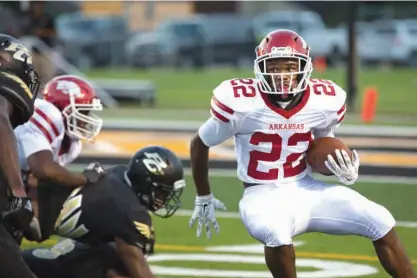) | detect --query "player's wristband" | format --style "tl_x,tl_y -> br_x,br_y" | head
195,193 -> 213,203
